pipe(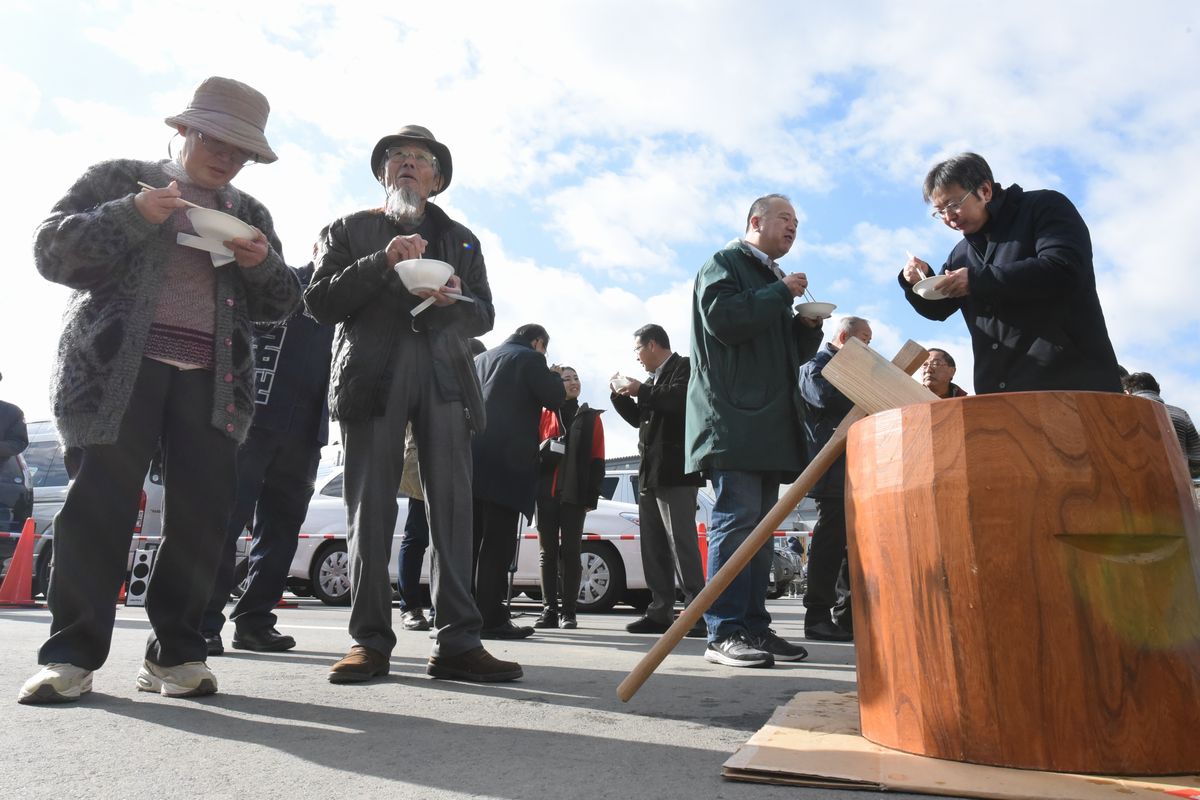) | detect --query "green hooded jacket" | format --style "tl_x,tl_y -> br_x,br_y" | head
685,240 -> 823,477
